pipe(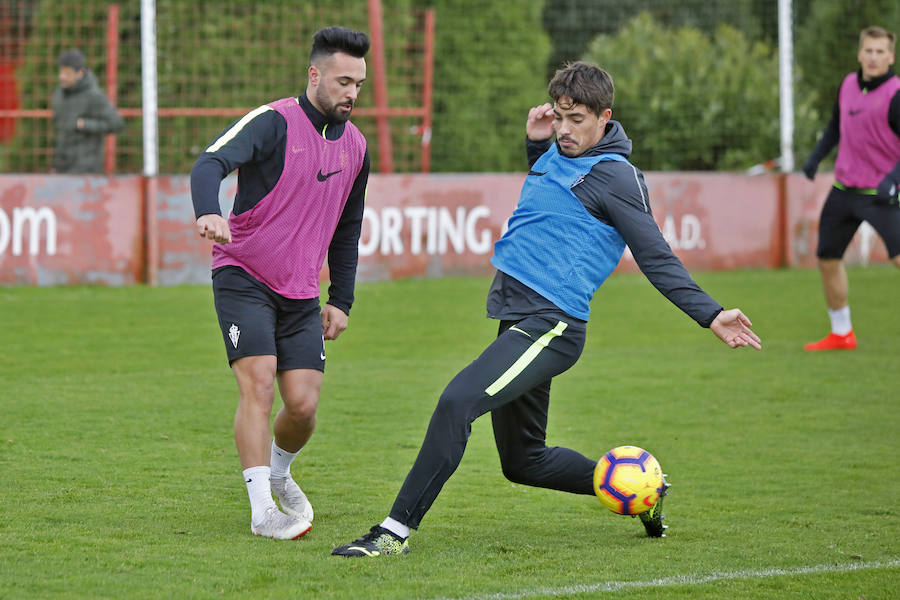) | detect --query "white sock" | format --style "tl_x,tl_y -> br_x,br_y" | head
828,306 -> 852,336
380,517 -> 410,539
243,466 -> 276,523
270,441 -> 299,480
